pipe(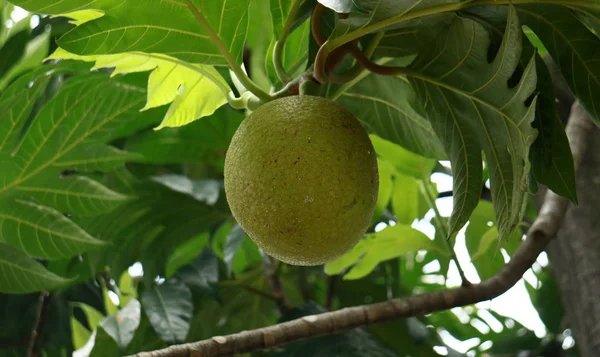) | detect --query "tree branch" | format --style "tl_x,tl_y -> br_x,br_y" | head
26,291 -> 49,357
130,105 -> 591,357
